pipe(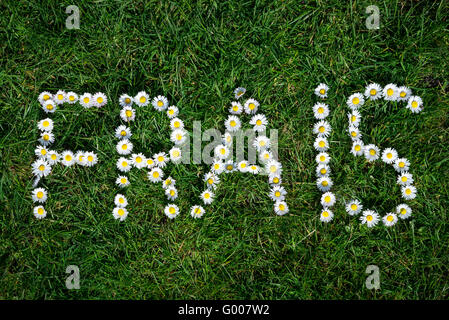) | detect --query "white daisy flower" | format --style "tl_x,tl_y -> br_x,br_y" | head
364,83 -> 382,100
170,117 -> 184,130
116,175 -> 130,188
234,87 -> 246,100
383,213 -> 398,227
259,150 -> 273,163
75,151 -> 86,166
401,185 -> 417,200
269,175 -> 282,186
316,176 -> 333,192
348,125 -> 362,140
320,209 -> 334,223
381,148 -> 398,164
347,93 -> 364,110
346,199 -> 362,216
115,125 -> 132,140
114,194 -> 128,207
253,136 -> 270,151
250,114 -> 268,132
165,186 -> 178,201
269,186 -> 286,202
383,83 -> 399,101
397,86 -> 412,102
274,201 -> 289,216
42,100 -> 57,113
312,102 -> 329,120
134,91 -> 150,107
348,110 -> 361,127
32,159 -> 52,177
54,90 -> 66,104
316,152 -> 330,165
313,120 -> 332,137
407,96 -> 423,113
316,164 -> 331,177
131,153 -> 146,169
204,172 -> 220,189
397,204 -> 412,219
237,160 -> 249,173
170,129 -> 188,145
152,95 -> 169,111
120,107 -> 136,122
222,132 -> 233,147
164,204 -> 180,219
244,98 -> 259,114
46,150 -> 59,165
224,161 -> 237,173
61,151 -> 75,166
247,164 -> 260,174
79,93 -> 93,108
116,139 -> 133,155
32,188 -> 47,203
314,83 -> 329,98
320,192 -> 336,207
119,94 -> 133,107
360,210 -> 380,228
148,167 -> 164,183
38,92 -> 52,105
351,140 -> 364,156
66,92 -> 78,104
38,131 -> 55,146
154,152 -> 169,168
201,189 -> 214,205
397,172 -> 413,186
313,137 -> 329,152
393,158 -> 410,172
214,144 -> 230,160
191,205 -> 205,218
34,145 -> 49,158
33,205 -> 47,219
146,157 -> 156,169
162,177 -> 176,189
211,159 -> 225,175
167,106 -> 179,119
169,147 -> 182,163
113,207 -> 129,221
364,144 -> 380,162
117,157 -> 131,172
37,118 -> 54,132
225,115 -> 241,132
229,101 -> 243,115
84,152 -> 98,167
92,92 -> 107,107
266,160 -> 282,176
